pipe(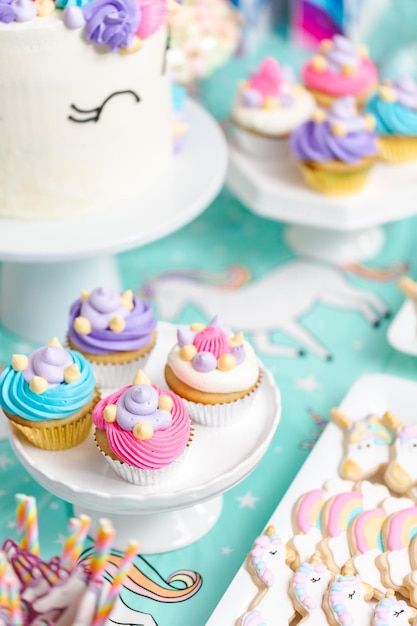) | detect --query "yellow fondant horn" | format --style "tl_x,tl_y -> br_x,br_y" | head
229,332 -> 244,347
64,364 -> 80,384
73,316 -> 92,335
120,290 -> 134,310
12,354 -> 29,372
109,316 -> 125,333
47,337 -> 62,348
132,369 -> 151,386
104,404 -> 117,423
80,290 -> 90,302
158,394 -> 173,412
29,376 -> 48,395
133,422 -> 153,440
